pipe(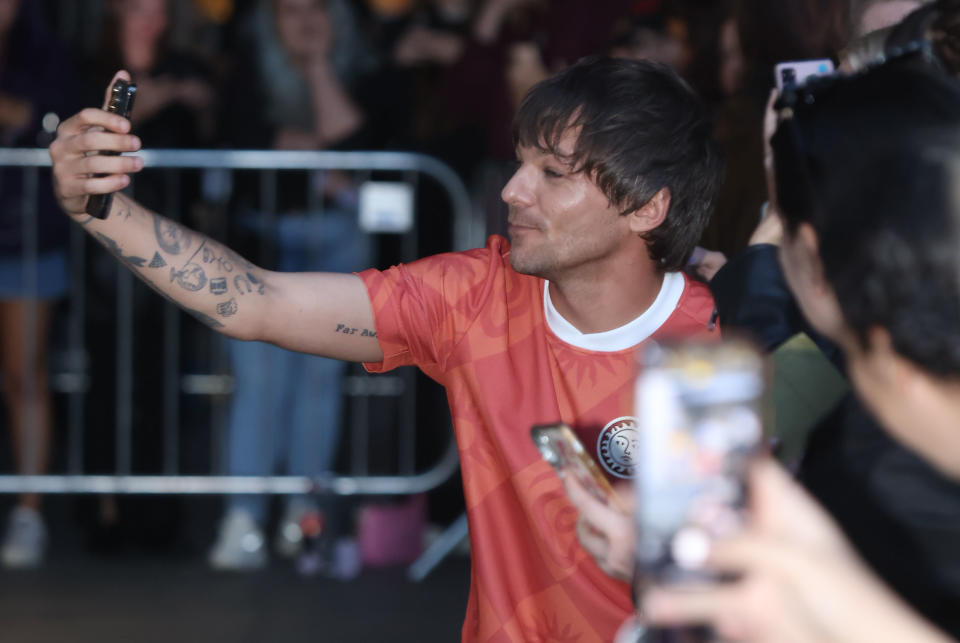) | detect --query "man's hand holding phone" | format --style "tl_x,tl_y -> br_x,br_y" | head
563,473 -> 634,582
49,71 -> 143,221
531,422 -> 633,580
